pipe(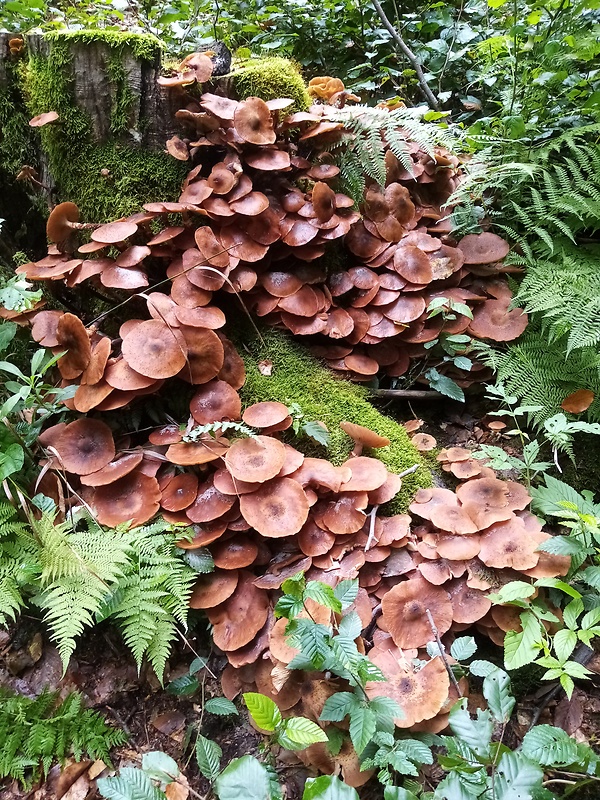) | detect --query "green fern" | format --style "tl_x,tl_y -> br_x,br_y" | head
0,687 -> 127,786
321,105 -> 457,201
0,501 -> 38,625
97,520 -> 197,681
473,329 -> 600,427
